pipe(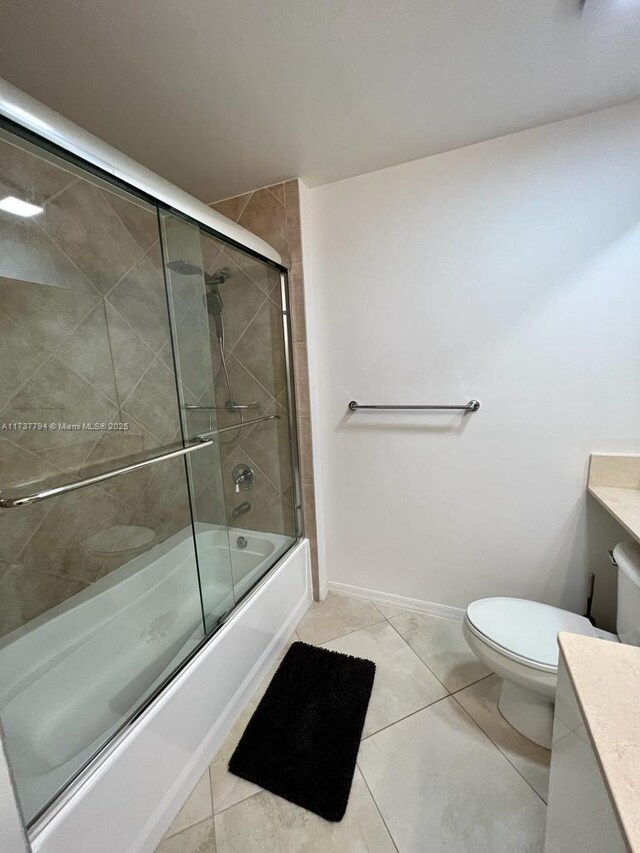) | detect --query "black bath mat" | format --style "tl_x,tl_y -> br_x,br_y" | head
228,641 -> 376,822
